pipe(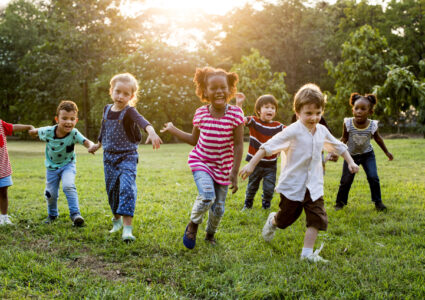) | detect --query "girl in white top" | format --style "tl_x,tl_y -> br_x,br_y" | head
240,83 -> 359,262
